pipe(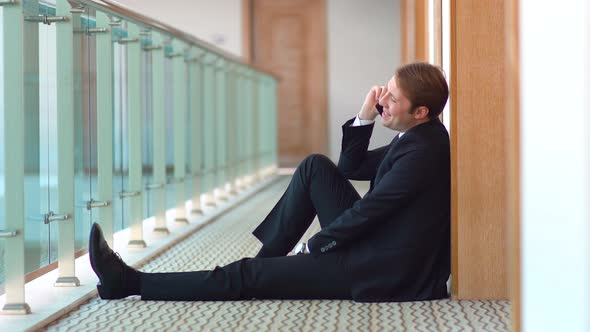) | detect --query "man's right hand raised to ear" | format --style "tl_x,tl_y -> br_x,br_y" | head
359,85 -> 388,121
